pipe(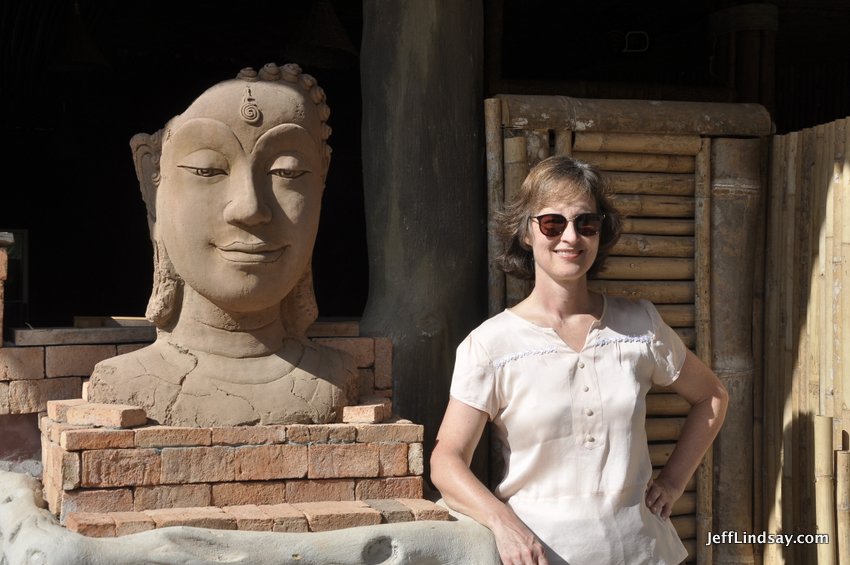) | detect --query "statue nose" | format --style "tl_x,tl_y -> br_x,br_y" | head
223,175 -> 272,226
